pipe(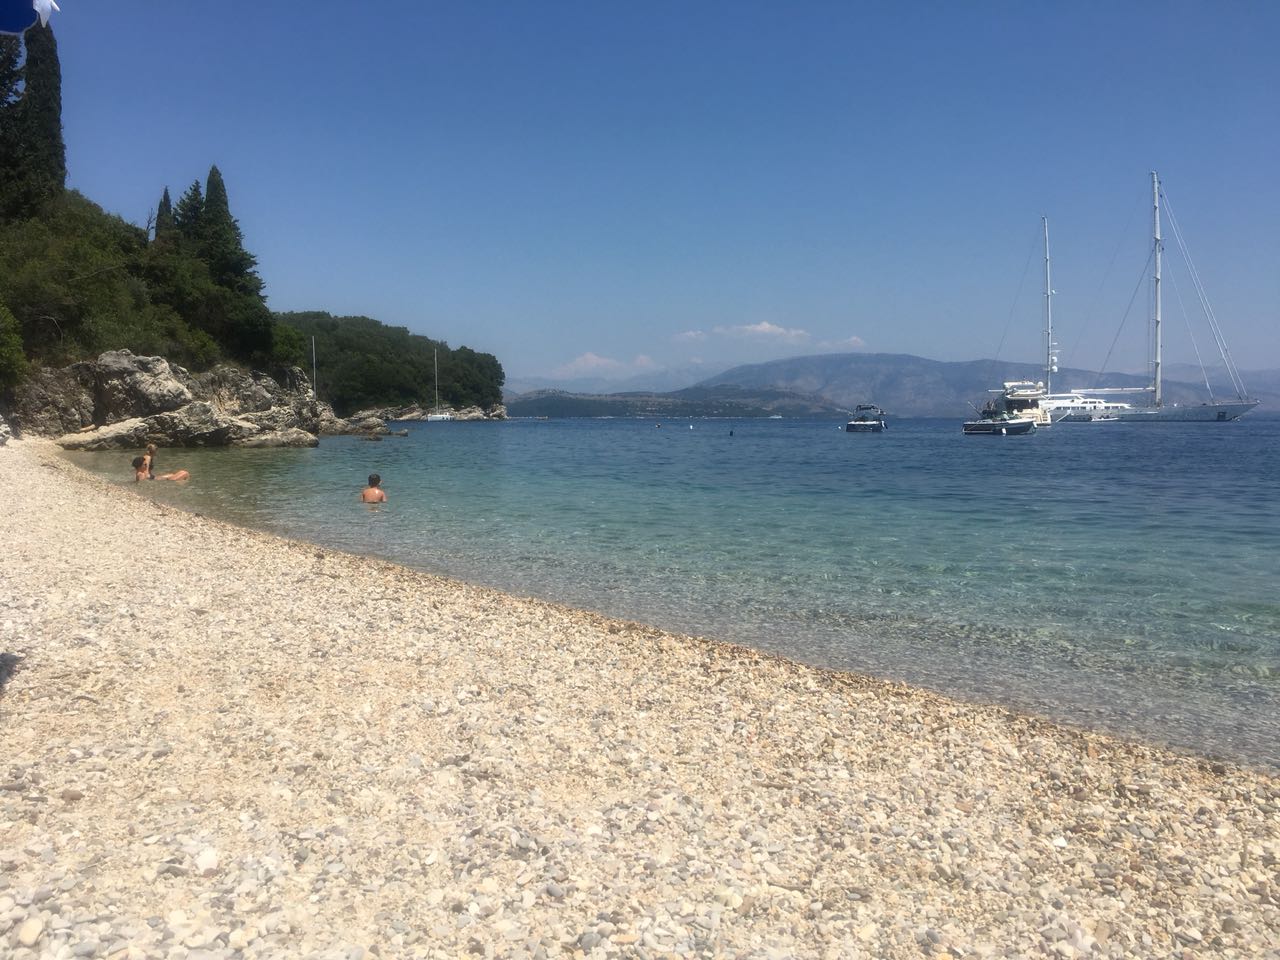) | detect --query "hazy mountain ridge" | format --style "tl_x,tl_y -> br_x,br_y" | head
504,363 -> 728,398
697,353 -> 1278,417
505,353 -> 1277,418
505,384 -> 848,419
